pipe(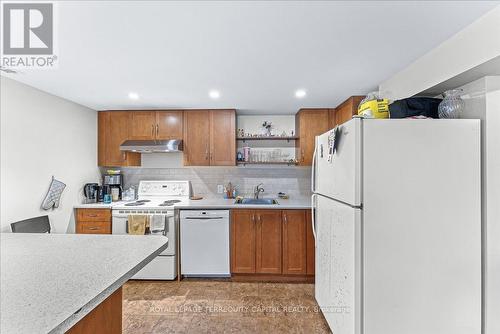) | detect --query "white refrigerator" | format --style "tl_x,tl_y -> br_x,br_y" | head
312,118 -> 481,334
